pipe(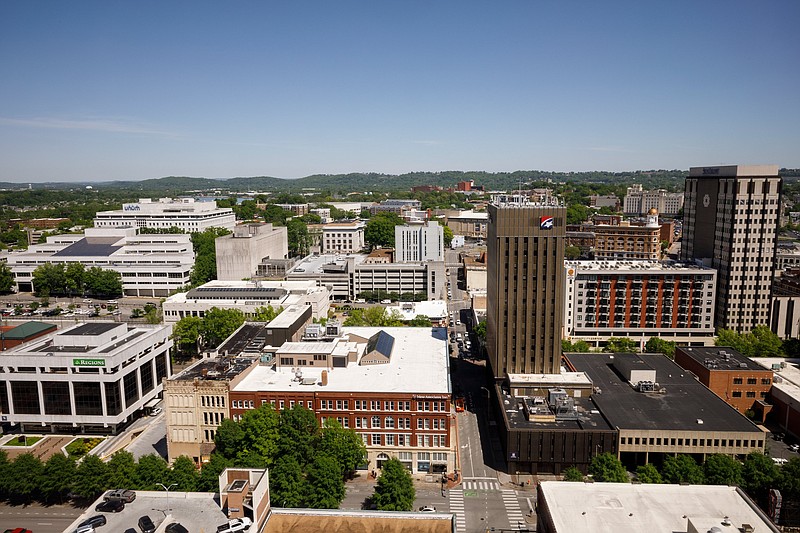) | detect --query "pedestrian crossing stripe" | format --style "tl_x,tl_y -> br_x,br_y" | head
449,490 -> 467,533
